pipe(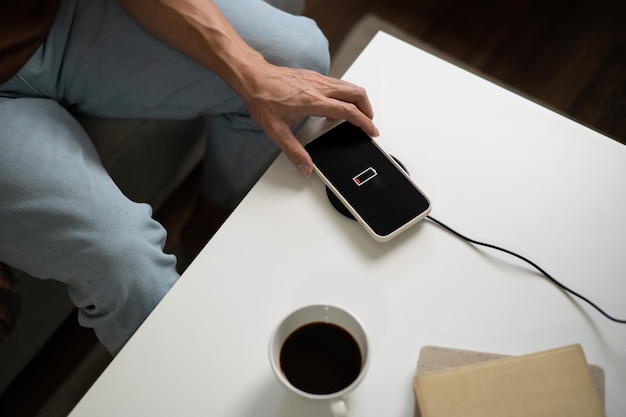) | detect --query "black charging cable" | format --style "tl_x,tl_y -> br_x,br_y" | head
426,215 -> 626,324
